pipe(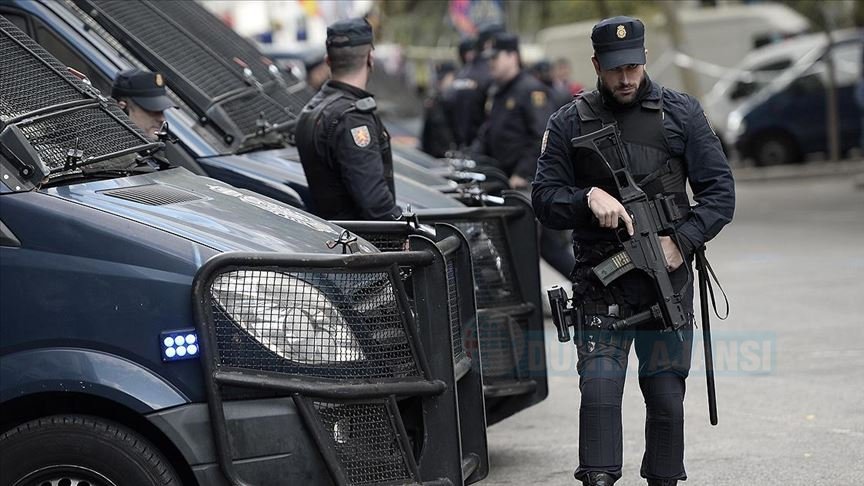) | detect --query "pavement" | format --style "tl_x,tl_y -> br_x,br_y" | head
483,170 -> 864,485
